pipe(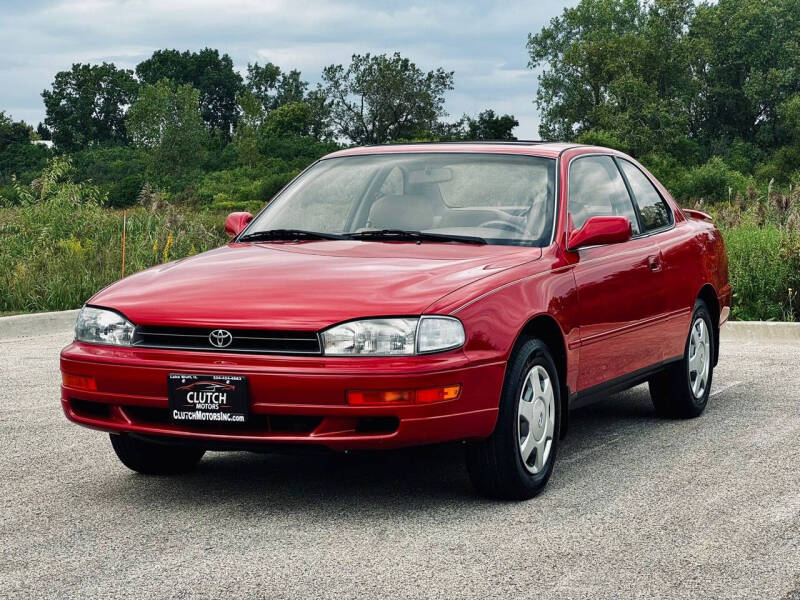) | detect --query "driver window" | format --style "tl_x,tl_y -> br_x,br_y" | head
568,156 -> 640,234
